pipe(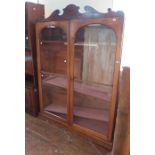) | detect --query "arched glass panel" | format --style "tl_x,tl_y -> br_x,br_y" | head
73,24 -> 116,134
39,26 -> 68,119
